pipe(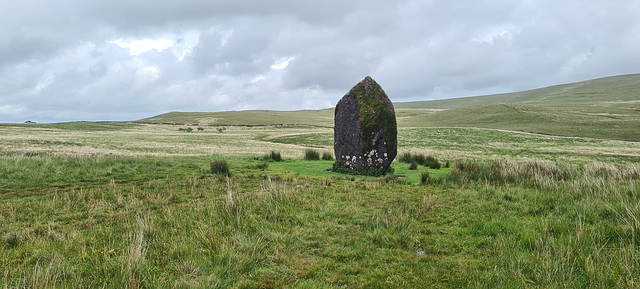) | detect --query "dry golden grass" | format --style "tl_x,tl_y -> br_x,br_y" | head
0,124 -> 333,158
2,123 -> 639,166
